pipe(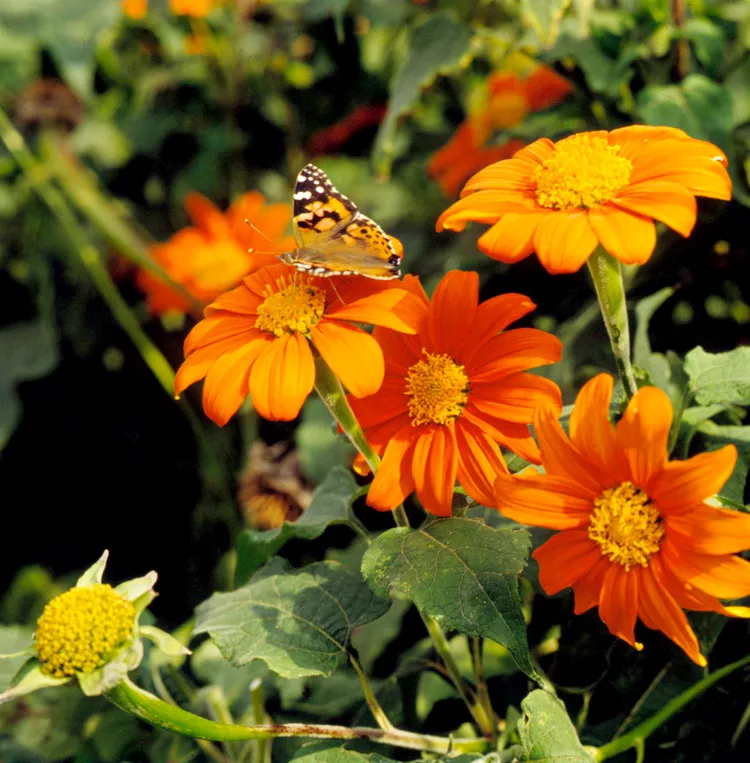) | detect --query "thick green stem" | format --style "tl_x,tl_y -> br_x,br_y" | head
350,655 -> 394,730
587,247 -> 638,399
105,678 -> 489,755
594,653 -> 750,761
